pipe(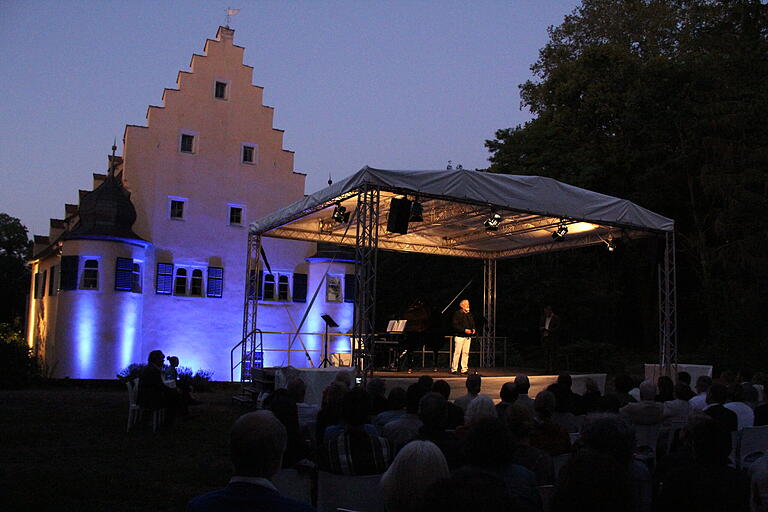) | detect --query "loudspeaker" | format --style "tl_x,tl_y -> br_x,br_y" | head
387,198 -> 412,234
